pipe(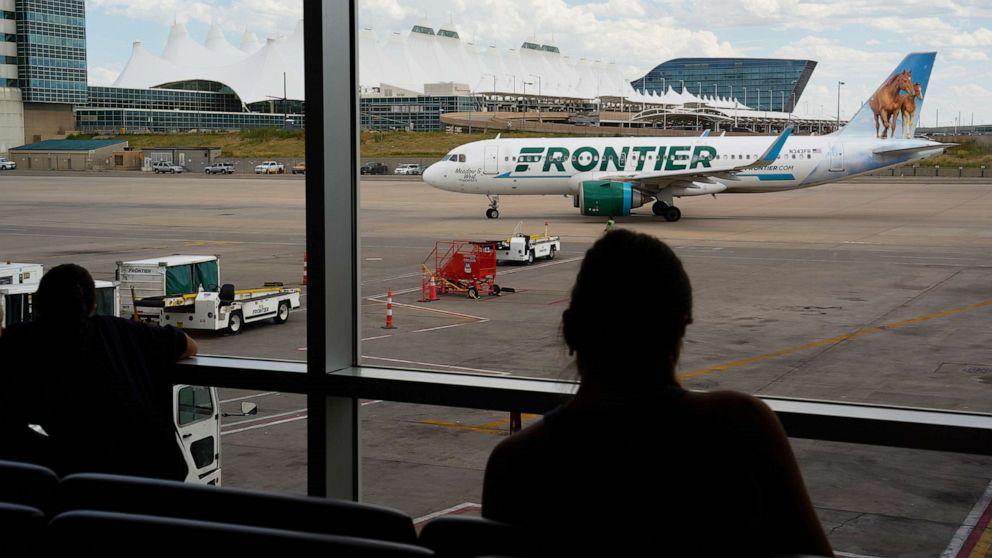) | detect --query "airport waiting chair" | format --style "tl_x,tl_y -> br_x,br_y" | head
0,501 -> 46,542
0,459 -> 59,513
419,516 -> 541,558
48,510 -> 434,555
56,473 -> 419,545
